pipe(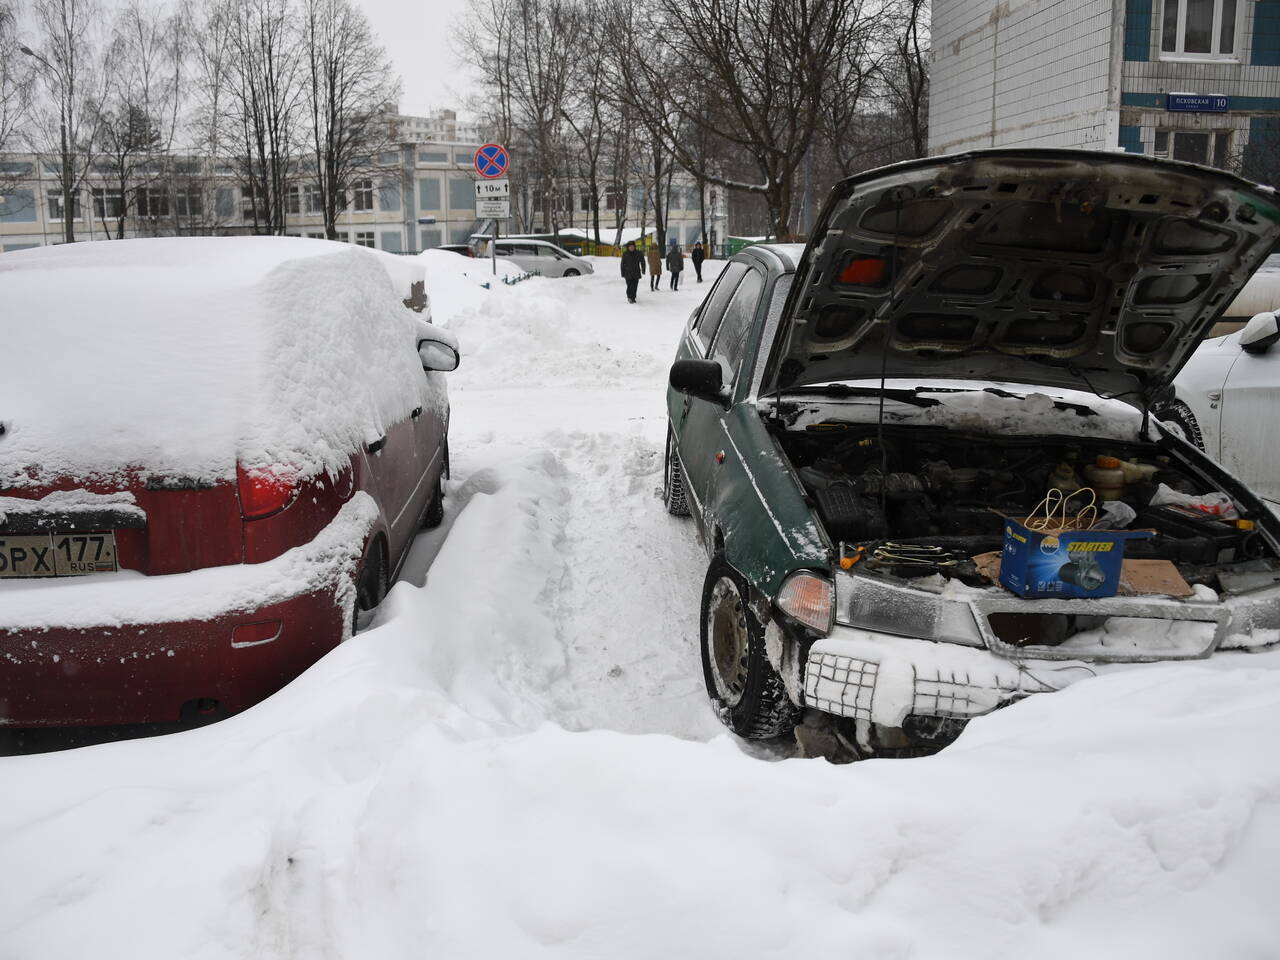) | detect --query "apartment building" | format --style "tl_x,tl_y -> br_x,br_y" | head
0,106 -> 712,254
929,0 -> 1280,177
